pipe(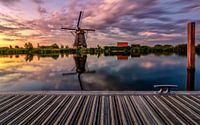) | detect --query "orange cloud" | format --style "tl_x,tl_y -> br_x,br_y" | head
138,31 -> 157,37
160,33 -> 181,37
